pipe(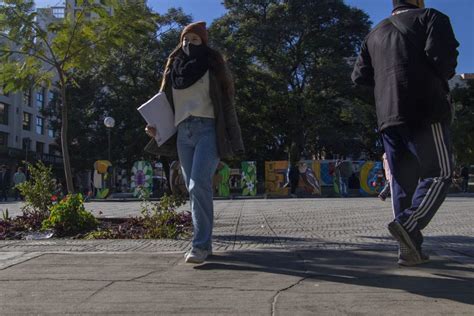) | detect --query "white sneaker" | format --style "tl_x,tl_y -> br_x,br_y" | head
185,248 -> 210,264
